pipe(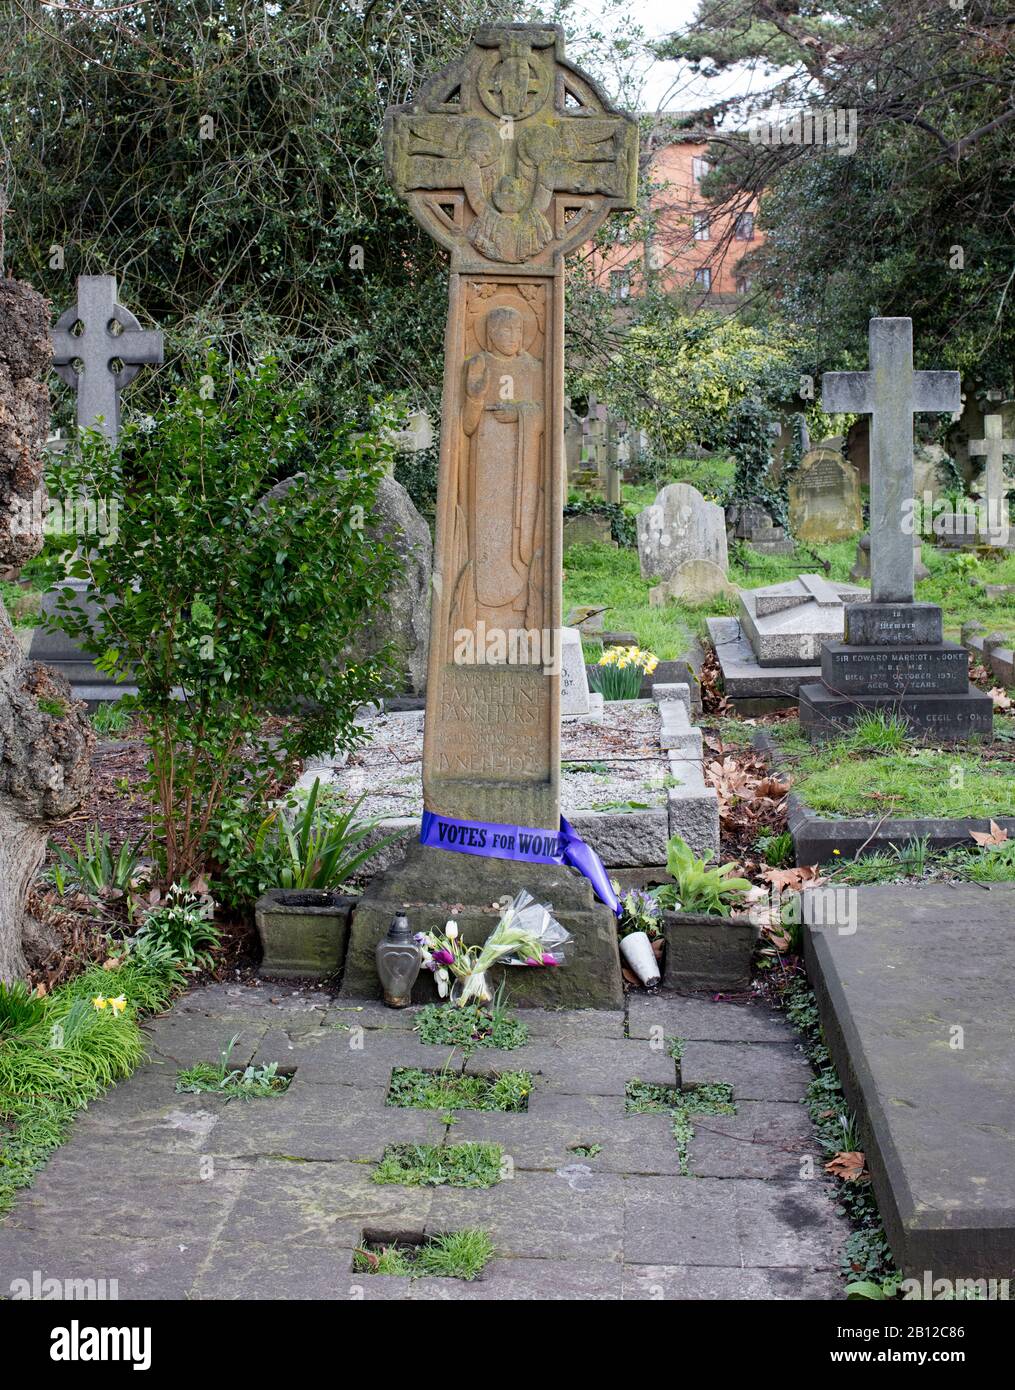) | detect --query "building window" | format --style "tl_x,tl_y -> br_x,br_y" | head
736,275 -> 752,295
692,156 -> 710,184
694,267 -> 712,292
693,212 -> 710,242
610,268 -> 631,302
644,238 -> 664,272
735,212 -> 755,241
